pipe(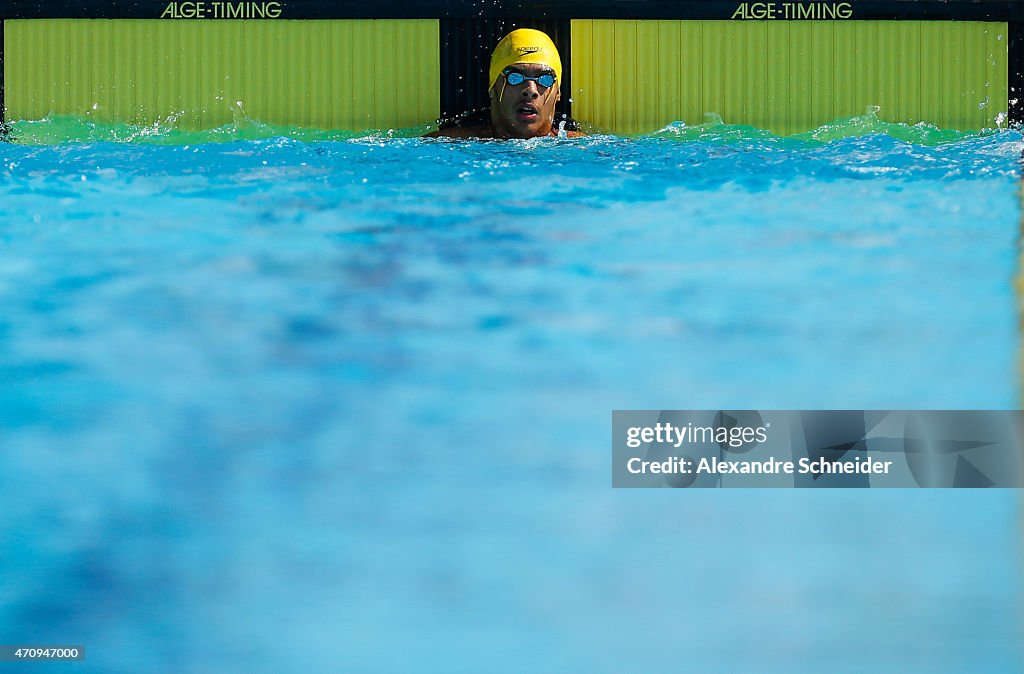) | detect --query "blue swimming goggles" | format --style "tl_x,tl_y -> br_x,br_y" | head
502,69 -> 556,88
